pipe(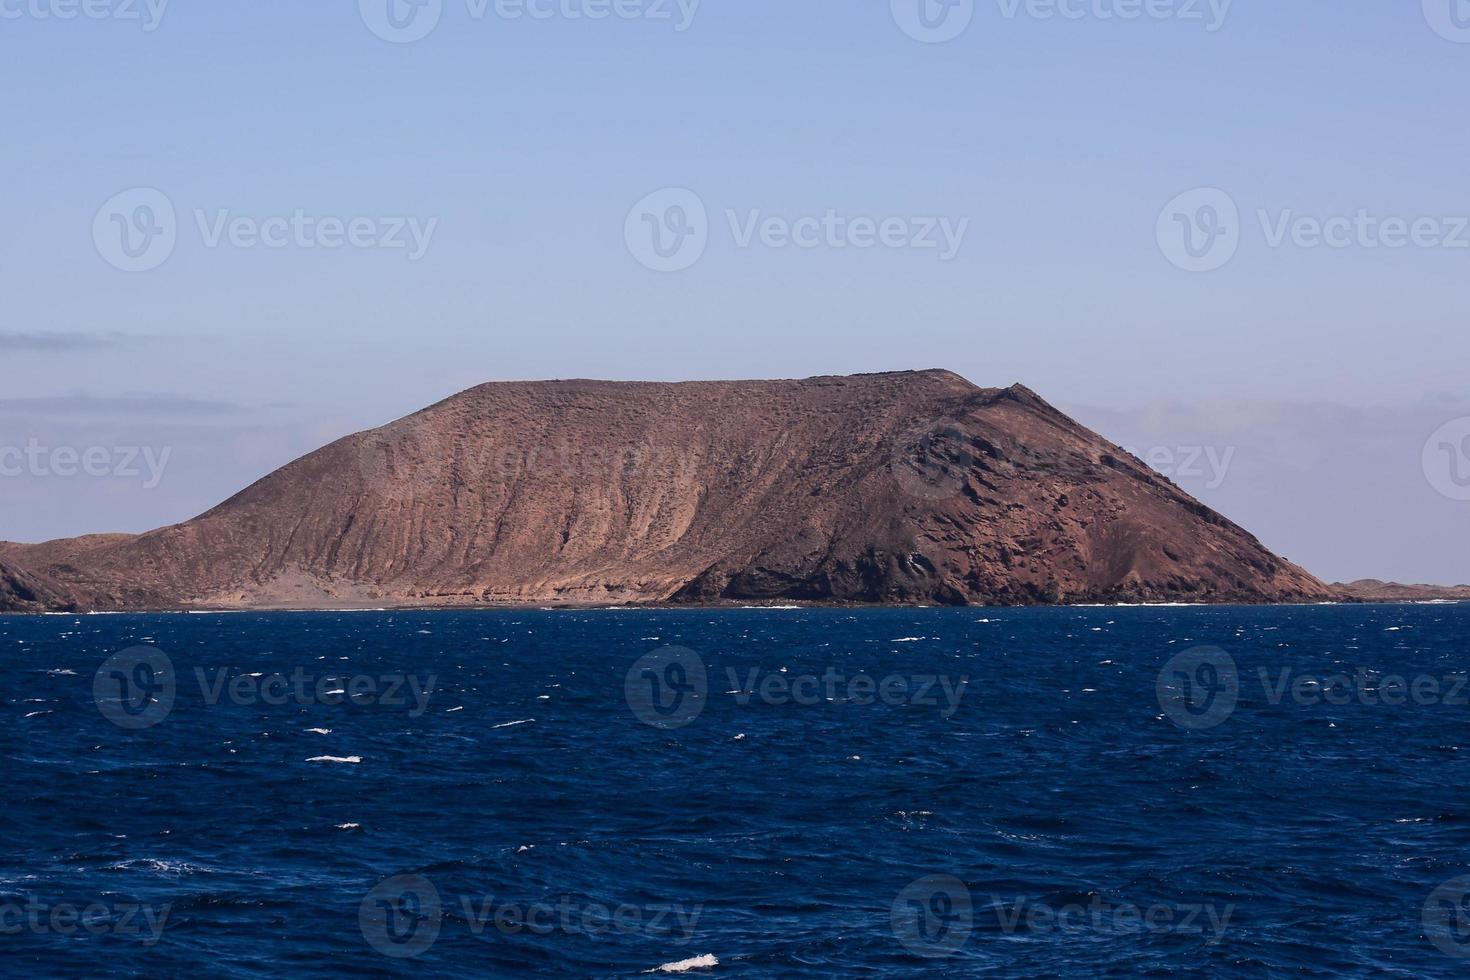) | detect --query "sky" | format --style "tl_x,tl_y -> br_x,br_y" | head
1,0 -> 1467,584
